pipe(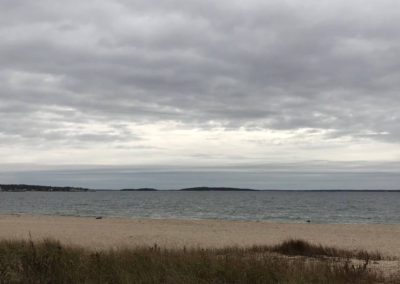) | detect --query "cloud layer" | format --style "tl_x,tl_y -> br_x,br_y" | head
1,0 -> 400,187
